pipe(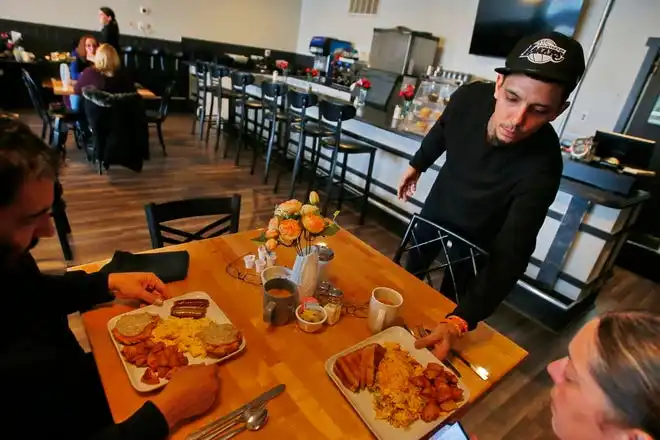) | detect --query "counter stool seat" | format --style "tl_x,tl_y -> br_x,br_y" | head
291,121 -> 333,137
321,136 -> 375,154
265,109 -> 293,122
245,100 -> 264,109
220,88 -> 243,100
